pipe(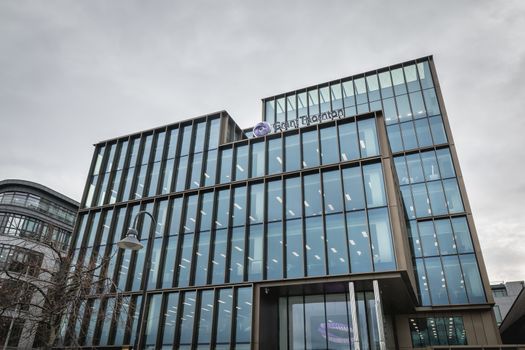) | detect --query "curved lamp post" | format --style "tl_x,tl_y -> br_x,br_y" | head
117,211 -> 156,251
